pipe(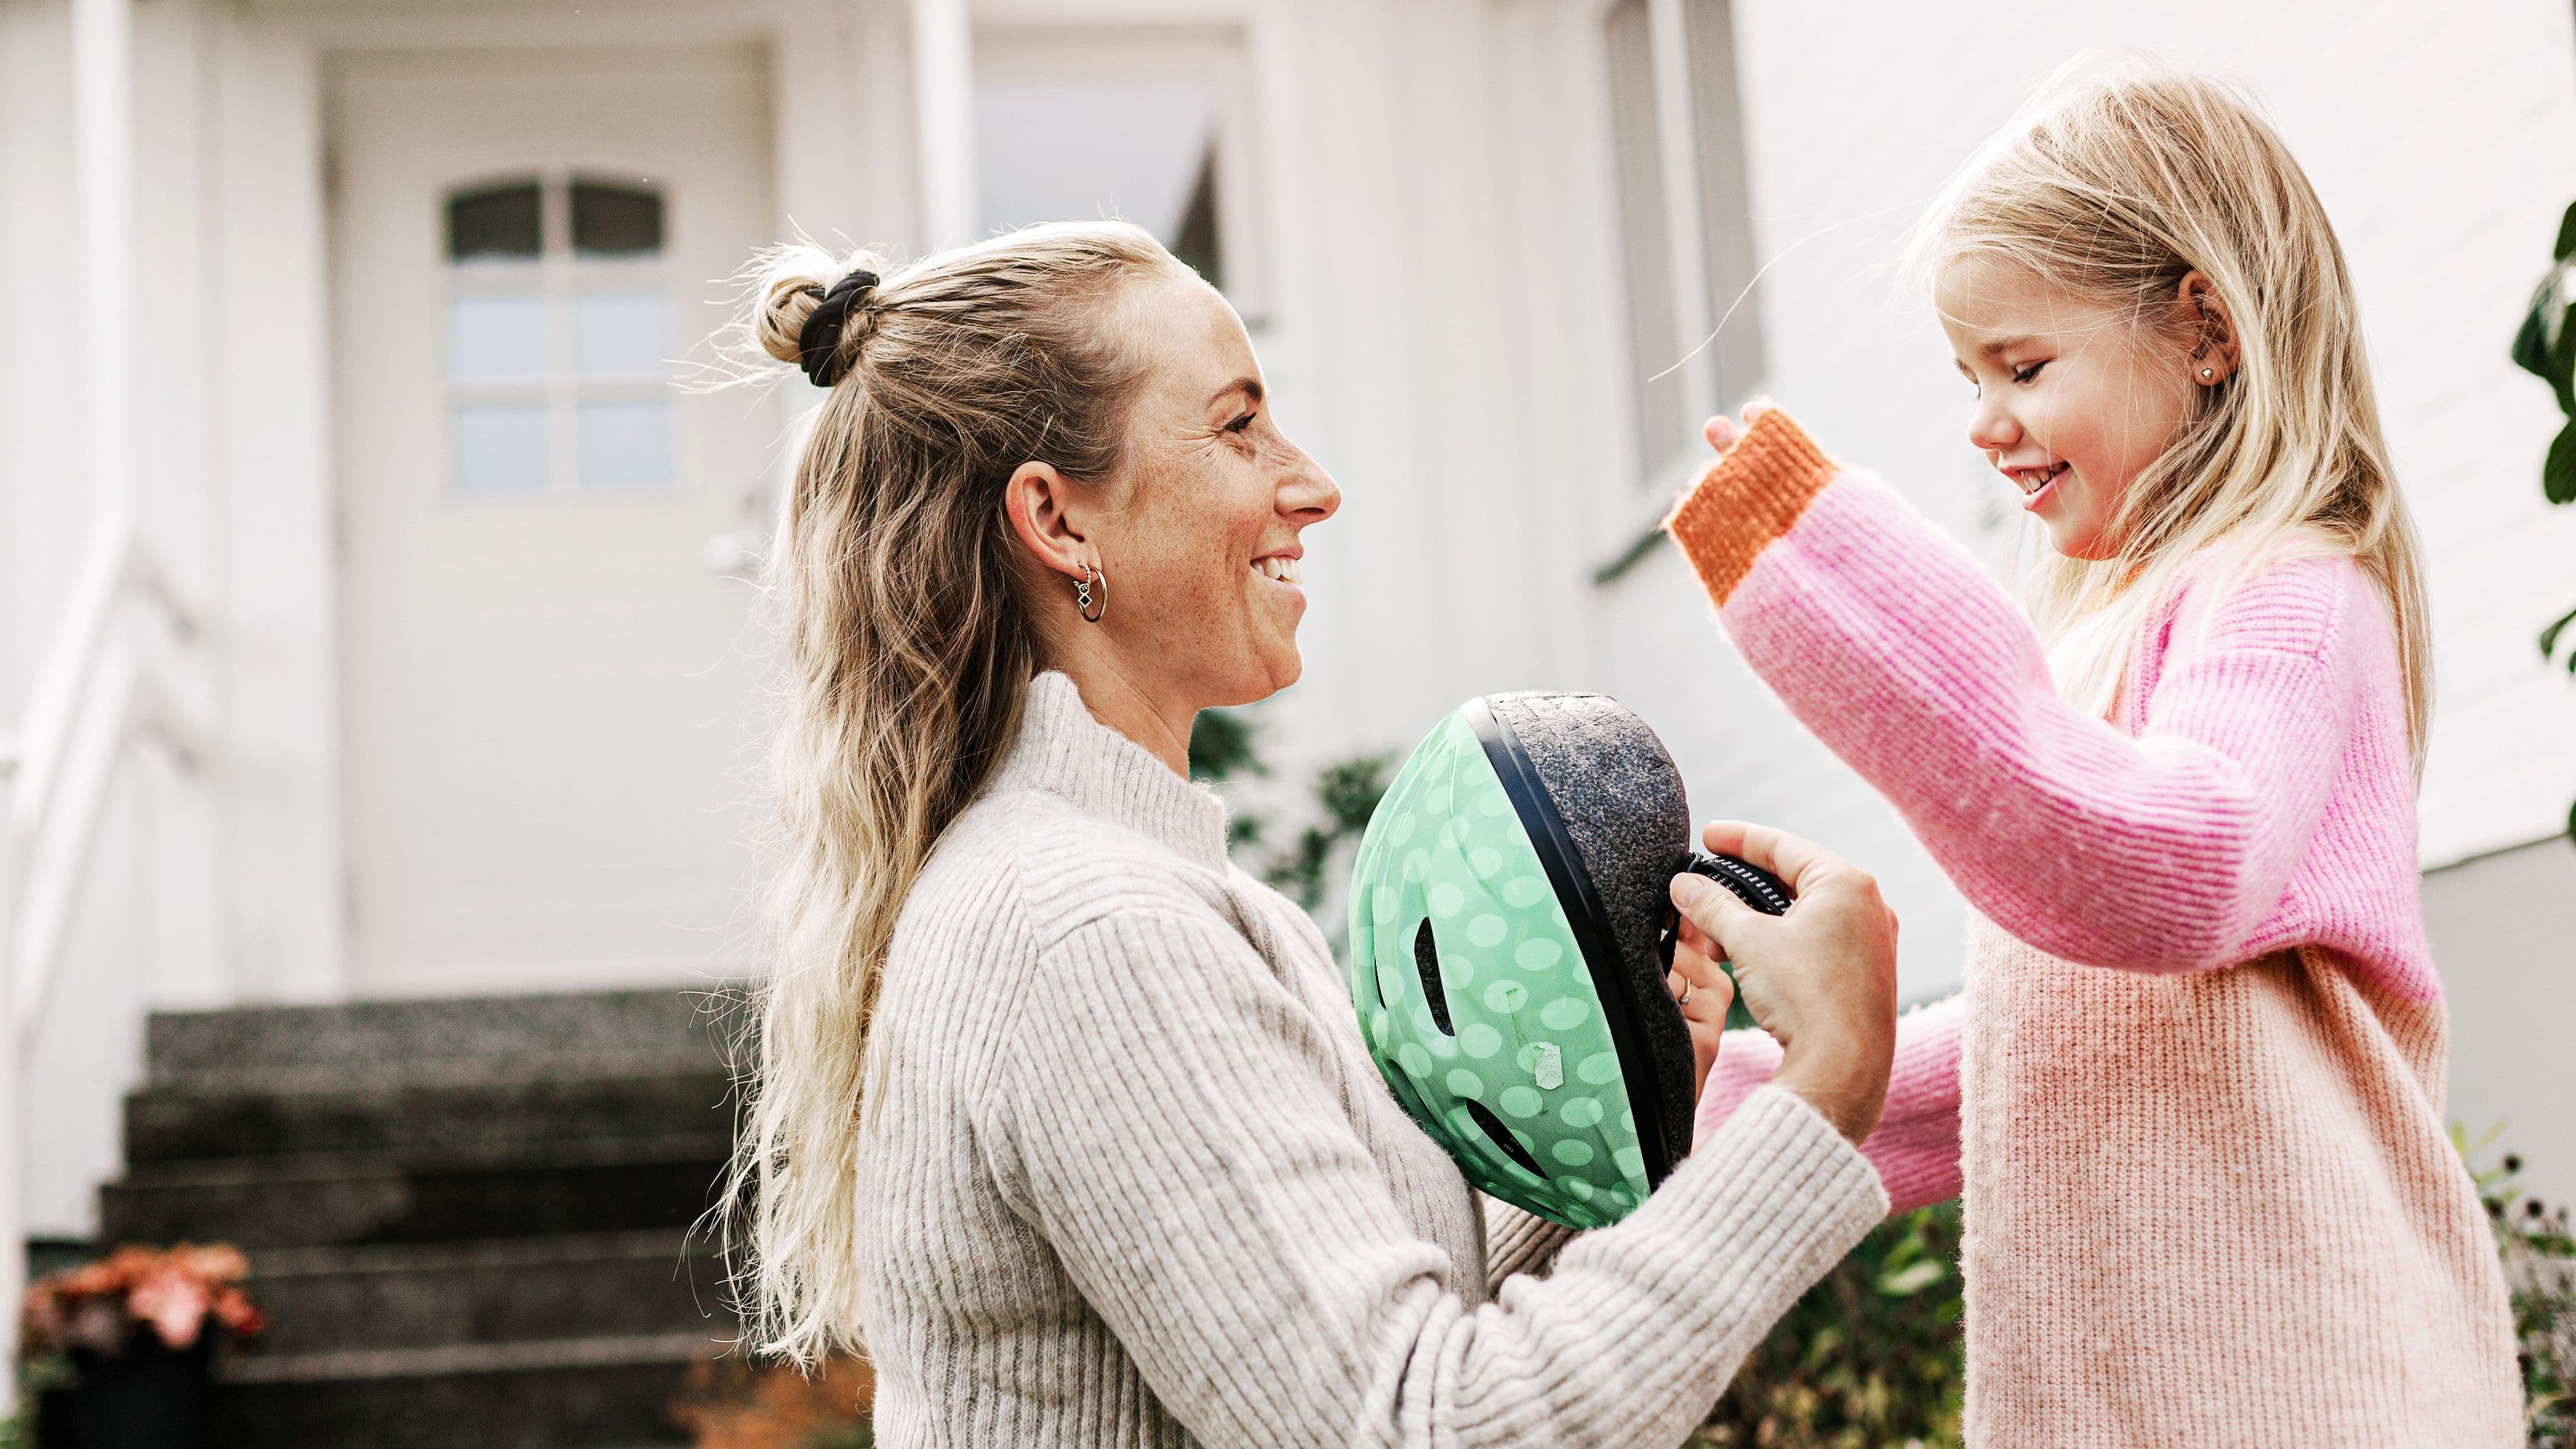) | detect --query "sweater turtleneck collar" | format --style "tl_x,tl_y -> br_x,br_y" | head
989,671 -> 1232,871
